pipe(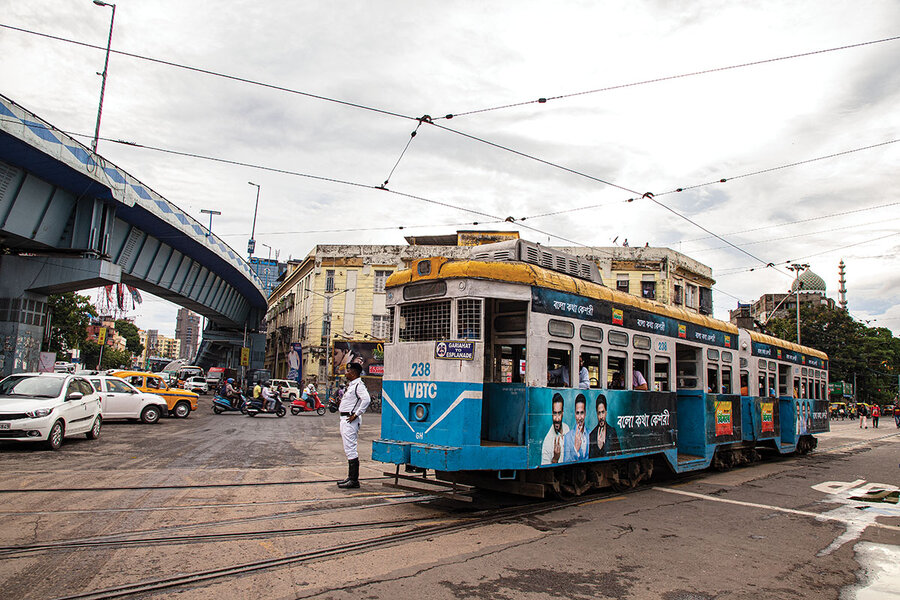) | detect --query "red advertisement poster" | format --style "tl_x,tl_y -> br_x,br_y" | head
761,402 -> 775,433
715,401 -> 733,436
